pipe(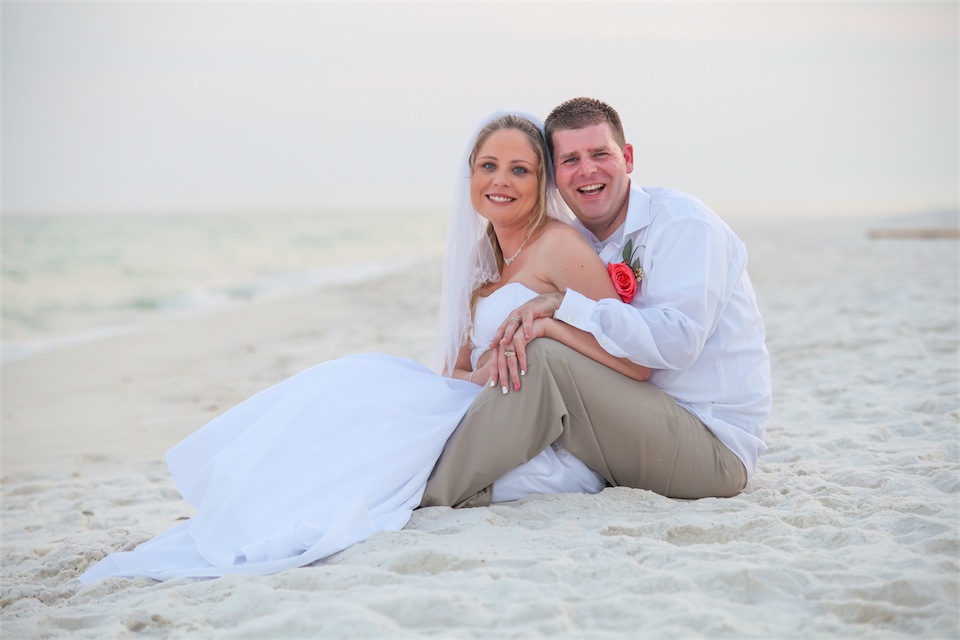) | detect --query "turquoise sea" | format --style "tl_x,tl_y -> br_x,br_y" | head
1,208 -> 447,362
